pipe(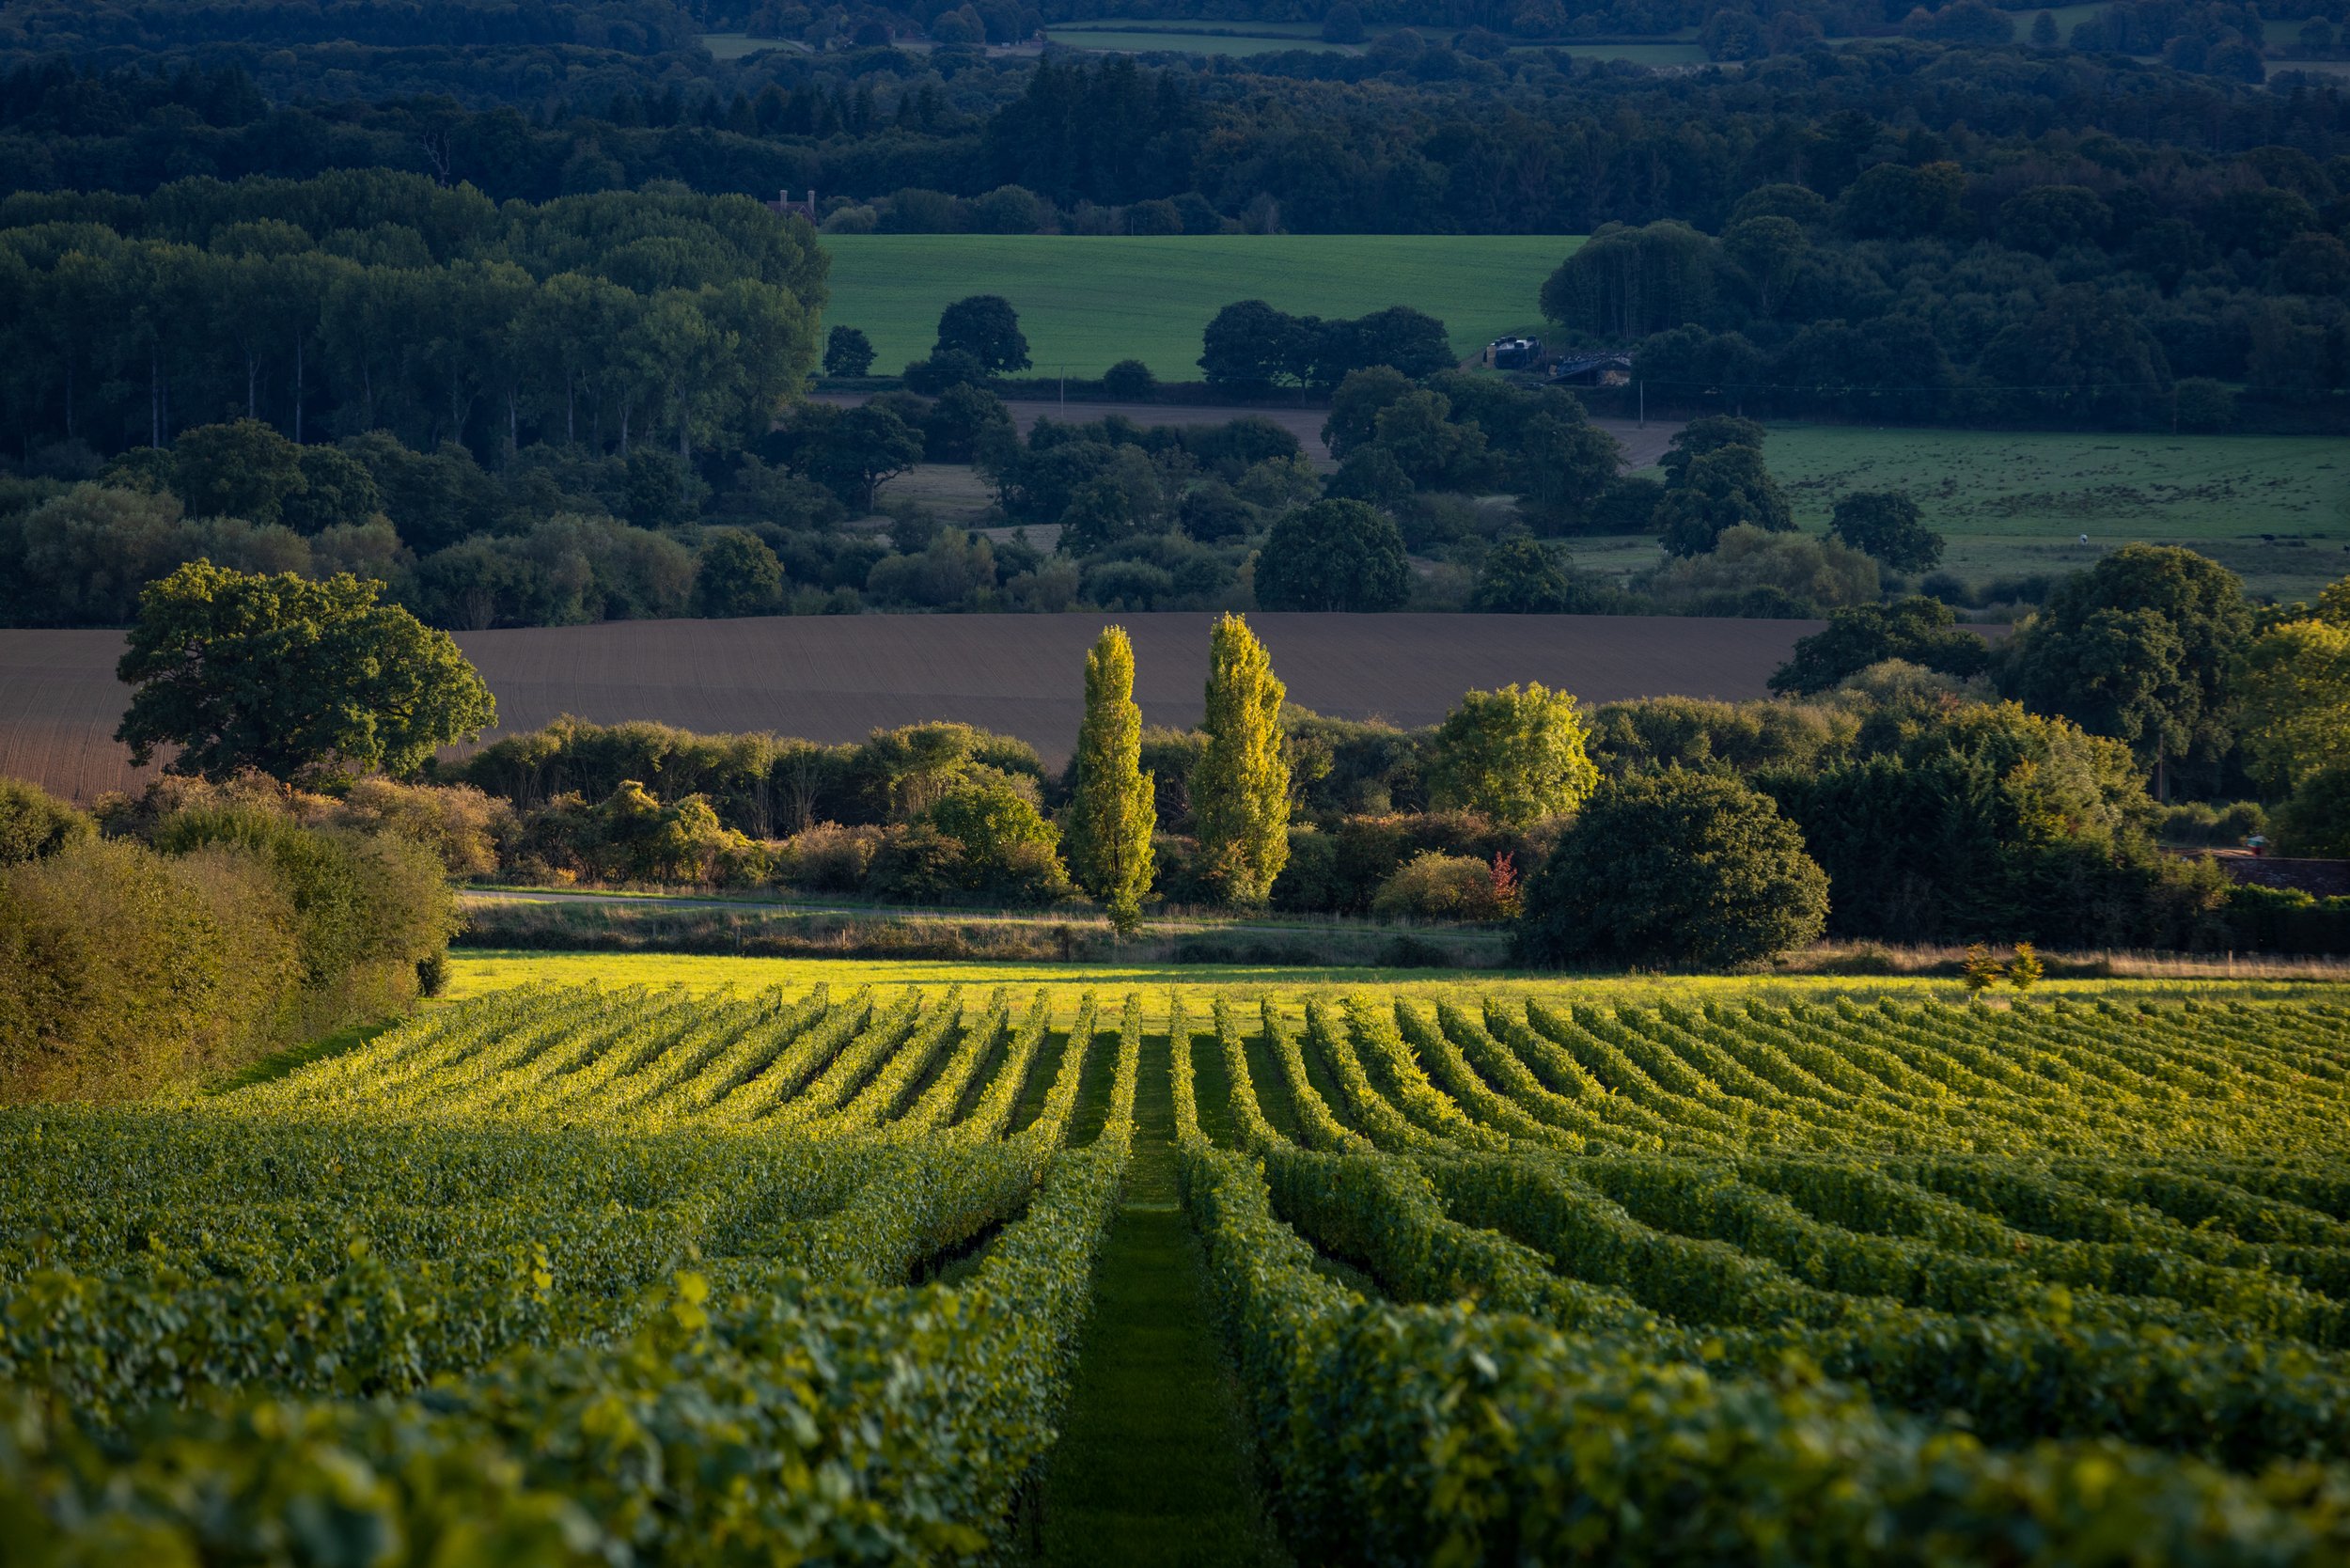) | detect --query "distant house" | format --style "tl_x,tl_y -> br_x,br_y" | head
768,188 -> 819,222
1550,350 -> 1633,387
1485,335 -> 1543,369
